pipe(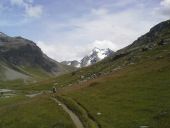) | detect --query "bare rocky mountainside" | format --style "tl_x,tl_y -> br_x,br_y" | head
0,33 -> 74,81
119,19 -> 170,53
